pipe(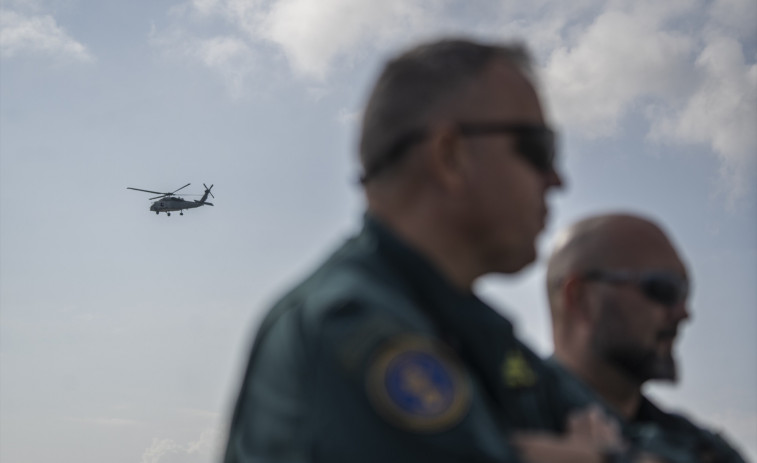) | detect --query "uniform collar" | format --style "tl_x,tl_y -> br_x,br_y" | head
362,214 -> 531,410
633,395 -> 674,424
361,213 -> 490,318
544,357 -> 676,426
